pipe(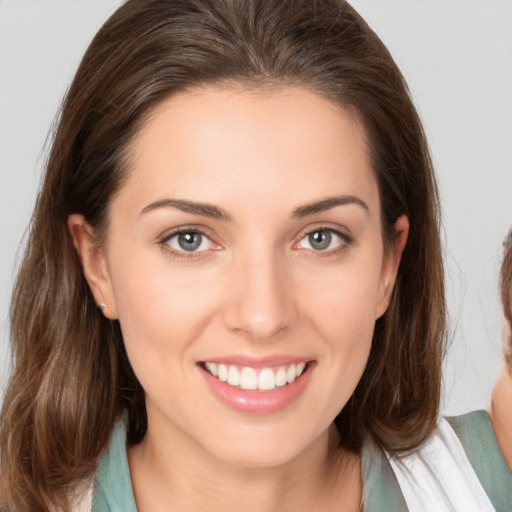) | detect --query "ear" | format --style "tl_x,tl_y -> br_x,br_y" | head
374,215 -> 409,319
68,214 -> 118,319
